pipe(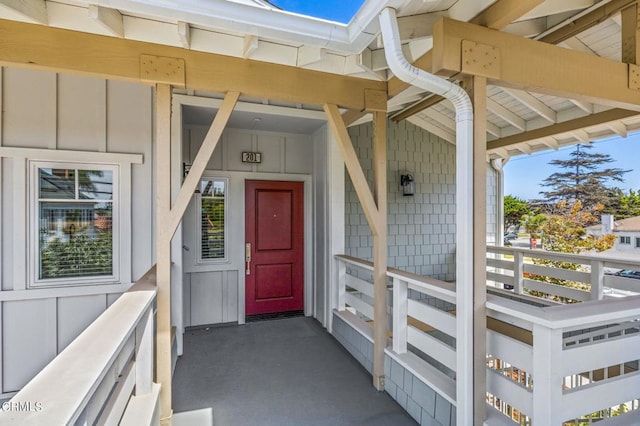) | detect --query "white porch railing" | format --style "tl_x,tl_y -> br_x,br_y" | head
0,267 -> 159,425
486,293 -> 640,424
336,255 -> 457,404
487,245 -> 640,302
336,254 -> 640,425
